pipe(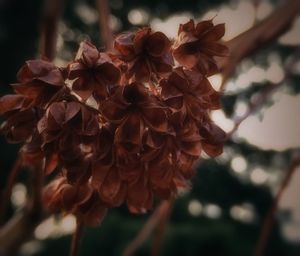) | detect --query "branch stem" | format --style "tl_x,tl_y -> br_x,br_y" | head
254,155 -> 300,256
96,0 -> 113,49
220,0 -> 300,89
123,200 -> 173,256
0,155 -> 22,225
70,219 -> 84,256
